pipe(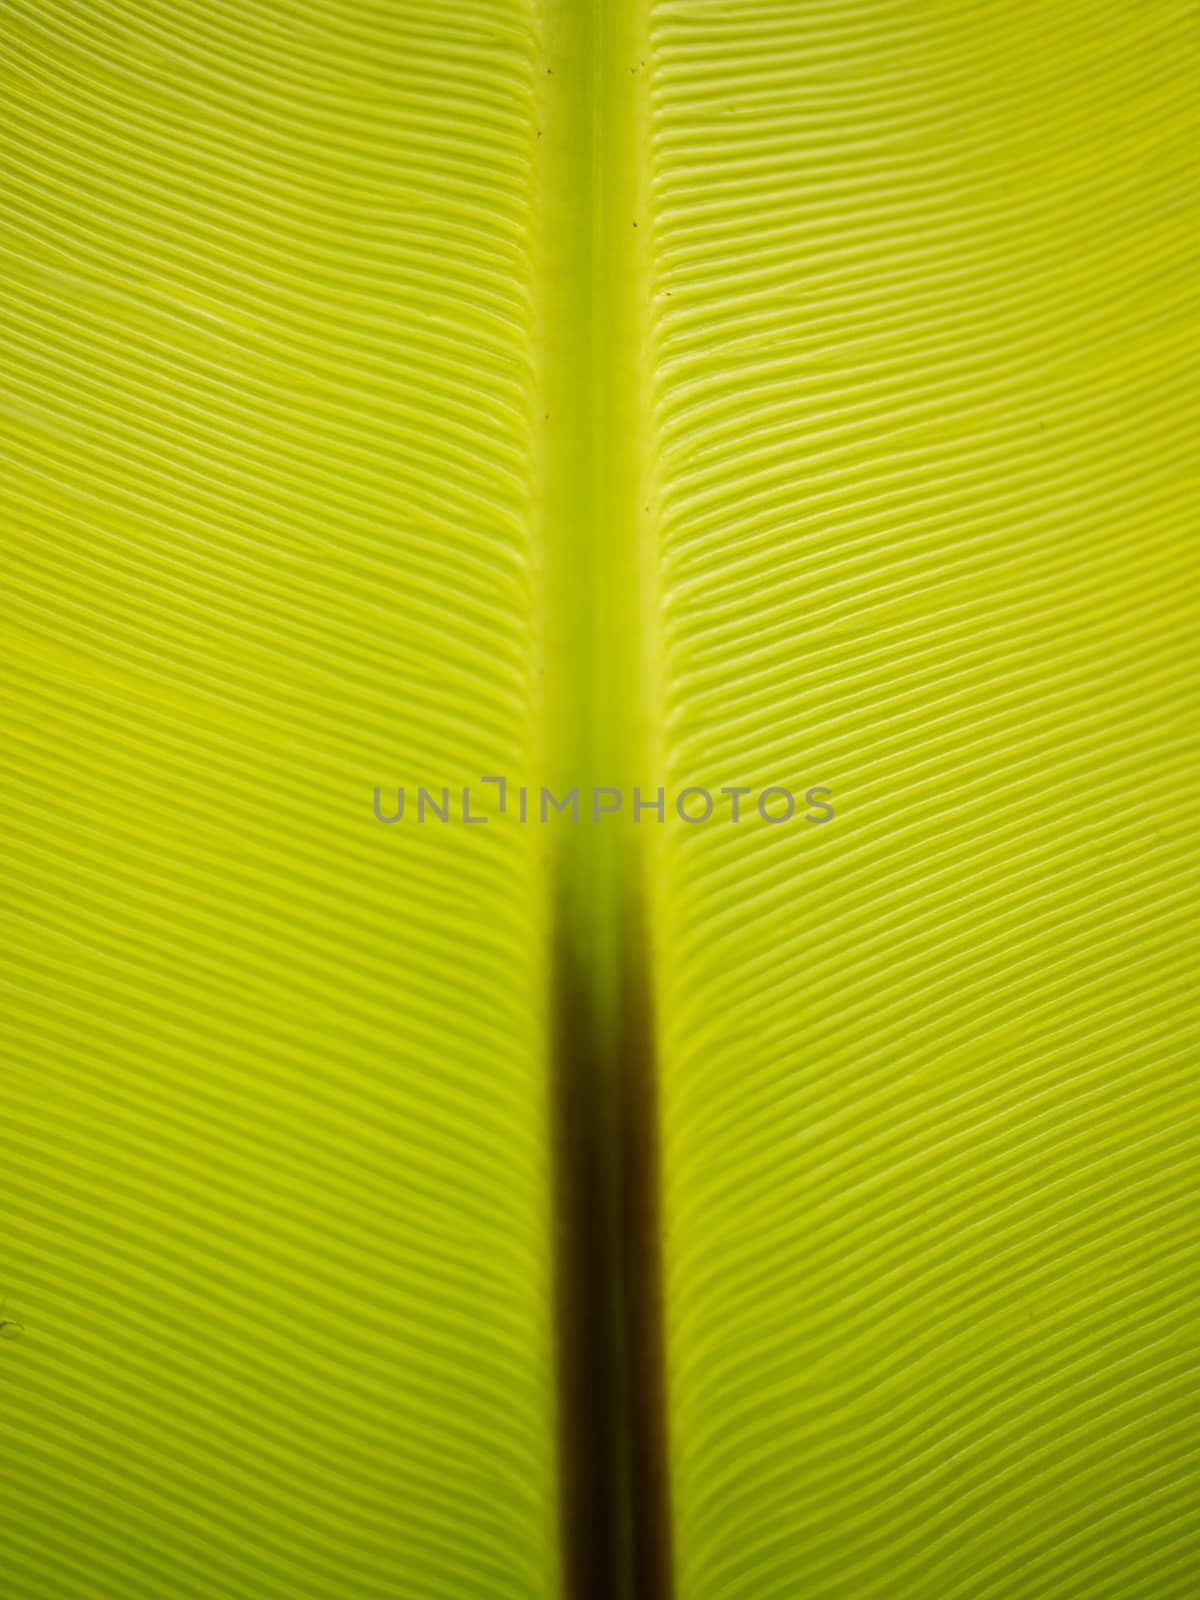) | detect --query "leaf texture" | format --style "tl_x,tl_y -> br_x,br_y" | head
1,1 -> 1197,1598
0,3 -> 559,1597
647,3 -> 1199,1597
